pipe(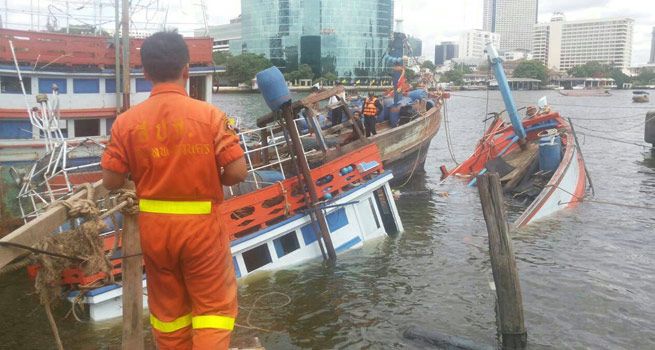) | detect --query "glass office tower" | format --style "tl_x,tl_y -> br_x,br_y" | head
238,0 -> 394,79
